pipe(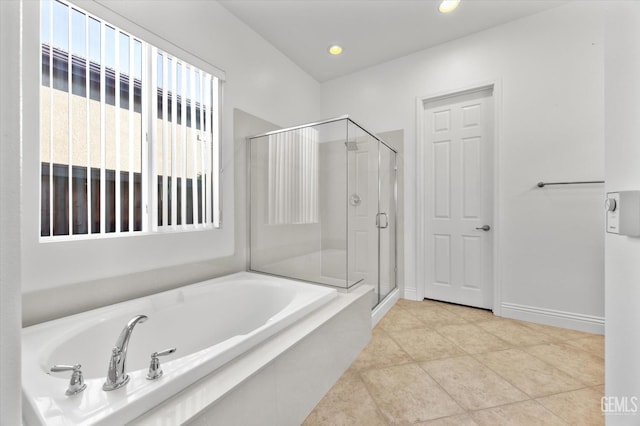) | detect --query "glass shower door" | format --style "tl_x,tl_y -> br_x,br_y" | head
346,123 -> 397,308
346,121 -> 379,294
378,143 -> 397,304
